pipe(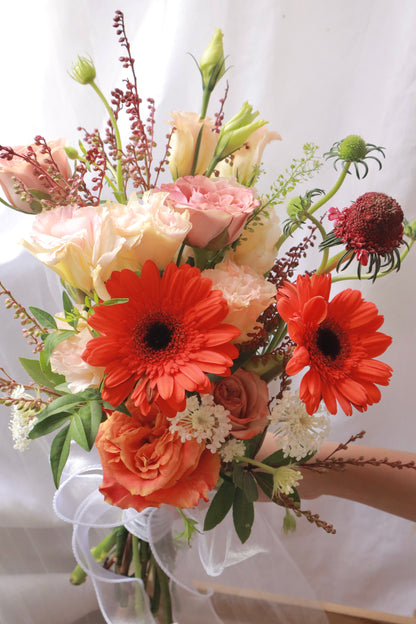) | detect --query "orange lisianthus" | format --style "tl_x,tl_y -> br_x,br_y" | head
96,402 -> 220,511
276,273 -> 393,416
82,260 -> 240,415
